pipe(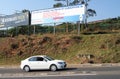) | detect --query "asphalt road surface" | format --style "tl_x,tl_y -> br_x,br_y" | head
0,66 -> 120,74
2,75 -> 120,79
0,66 -> 120,79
